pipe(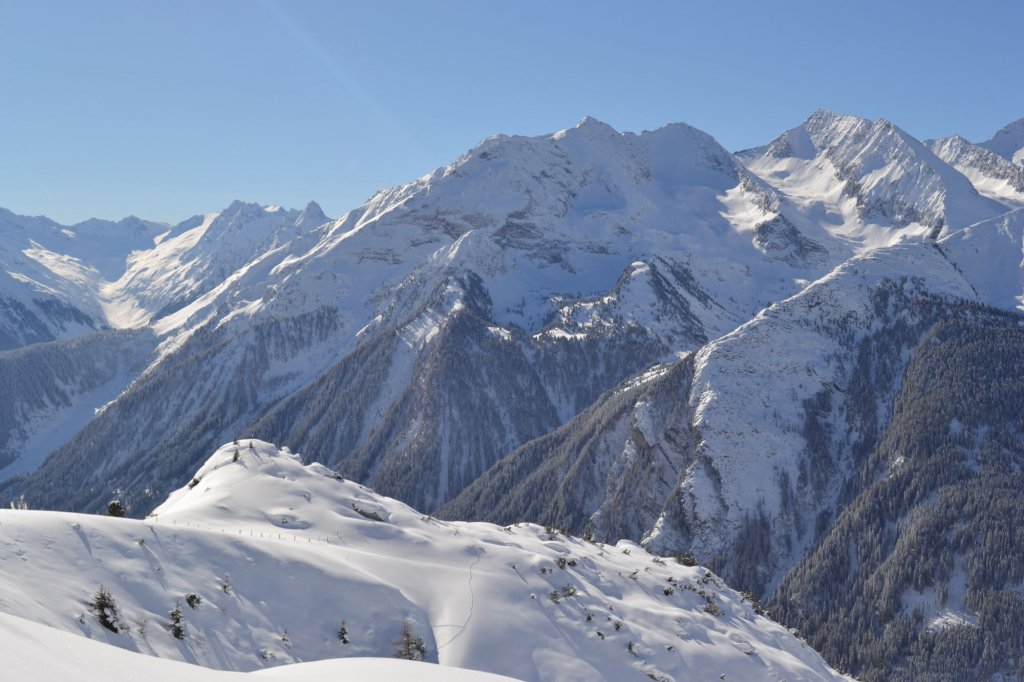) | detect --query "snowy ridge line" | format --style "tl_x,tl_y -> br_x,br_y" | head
144,517 -> 352,546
